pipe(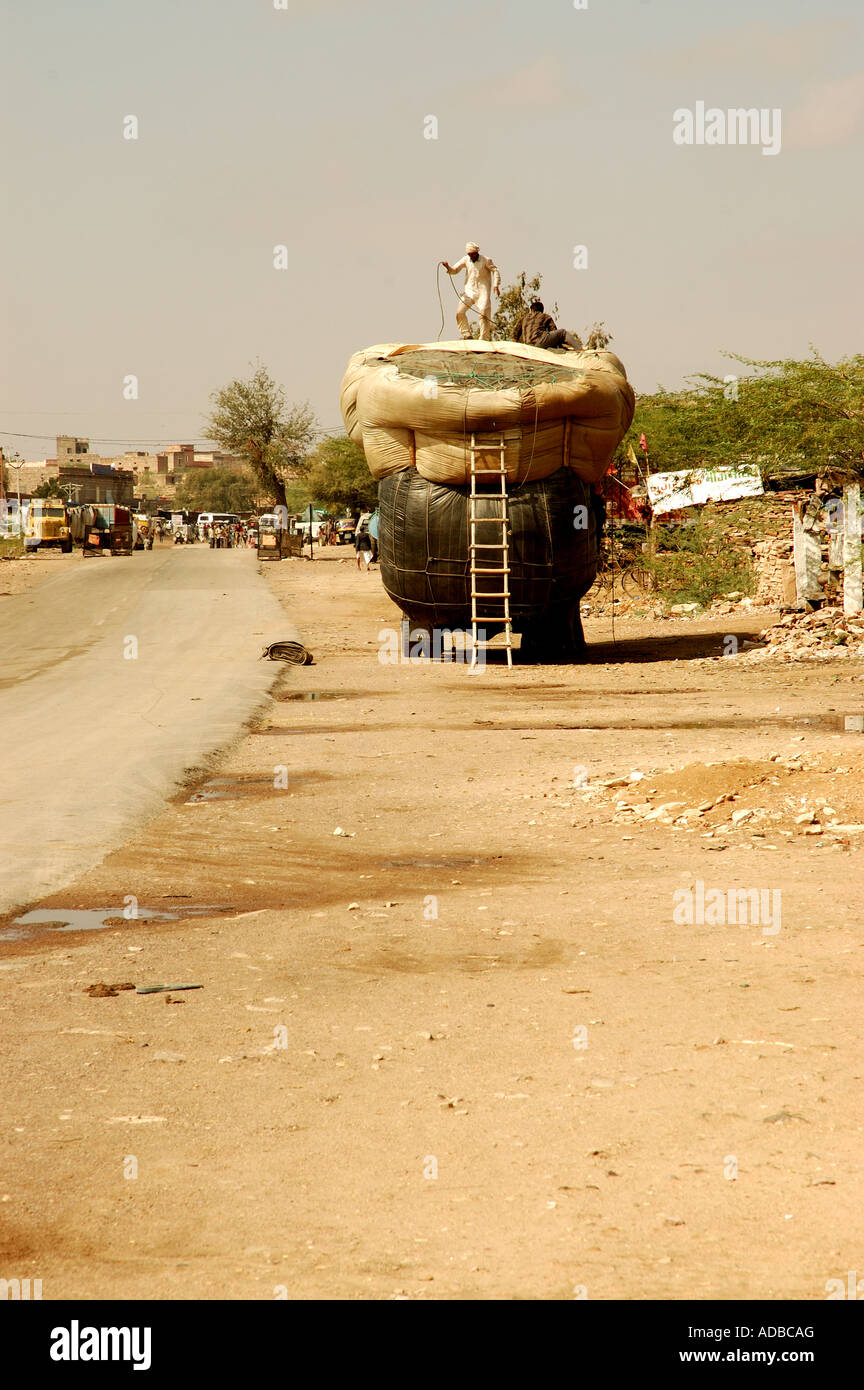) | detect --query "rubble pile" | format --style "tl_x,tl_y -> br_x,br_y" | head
580,590 -> 664,620
571,754 -> 864,846
582,586 -> 761,623
741,606 -> 864,662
